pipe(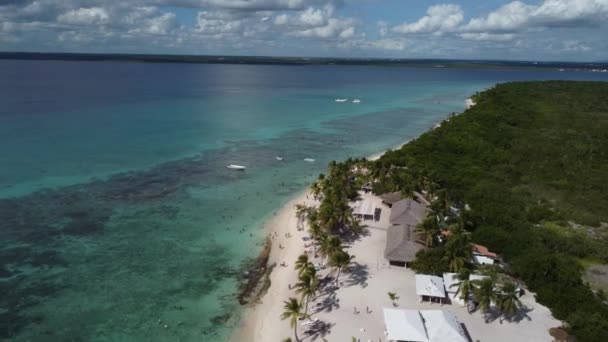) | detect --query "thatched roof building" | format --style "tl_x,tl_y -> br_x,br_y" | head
380,192 -> 402,207
390,198 -> 428,226
384,198 -> 428,267
384,224 -> 423,266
